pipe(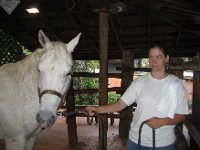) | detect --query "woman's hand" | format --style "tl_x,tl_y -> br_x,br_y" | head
146,117 -> 166,129
84,106 -> 98,116
147,114 -> 186,129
